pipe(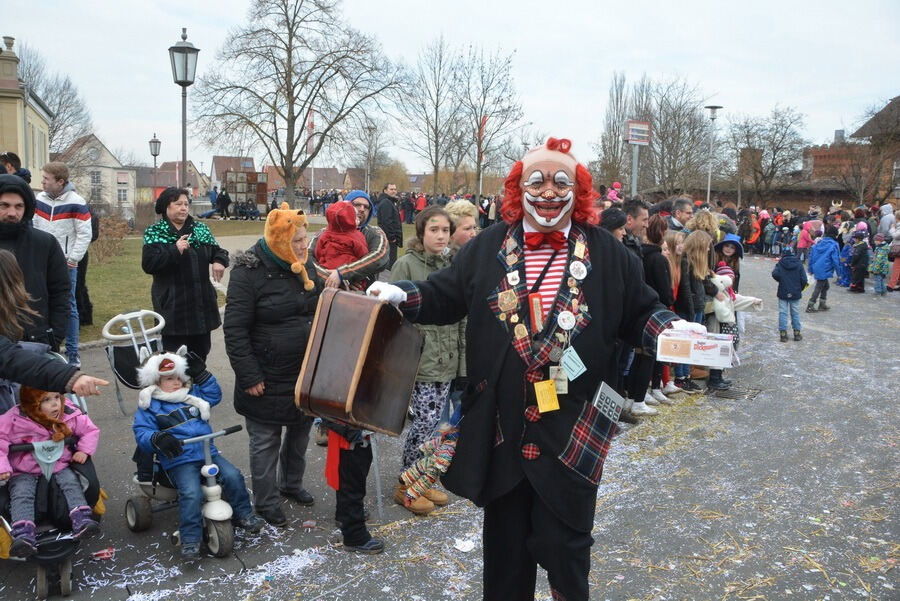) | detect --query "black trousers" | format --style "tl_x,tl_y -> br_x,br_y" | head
335,441 -> 372,546
627,351 -> 654,401
483,478 -> 593,601
810,279 -> 829,302
387,243 -> 398,270
76,251 -> 93,326
162,332 -> 212,361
